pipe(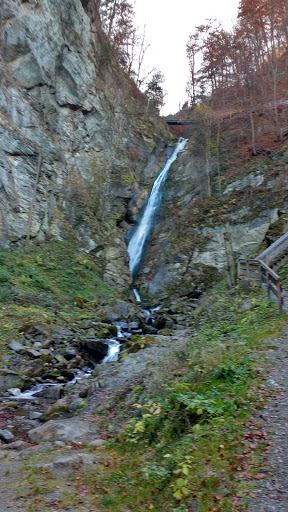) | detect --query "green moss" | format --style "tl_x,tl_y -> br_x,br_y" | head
0,241 -> 117,365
